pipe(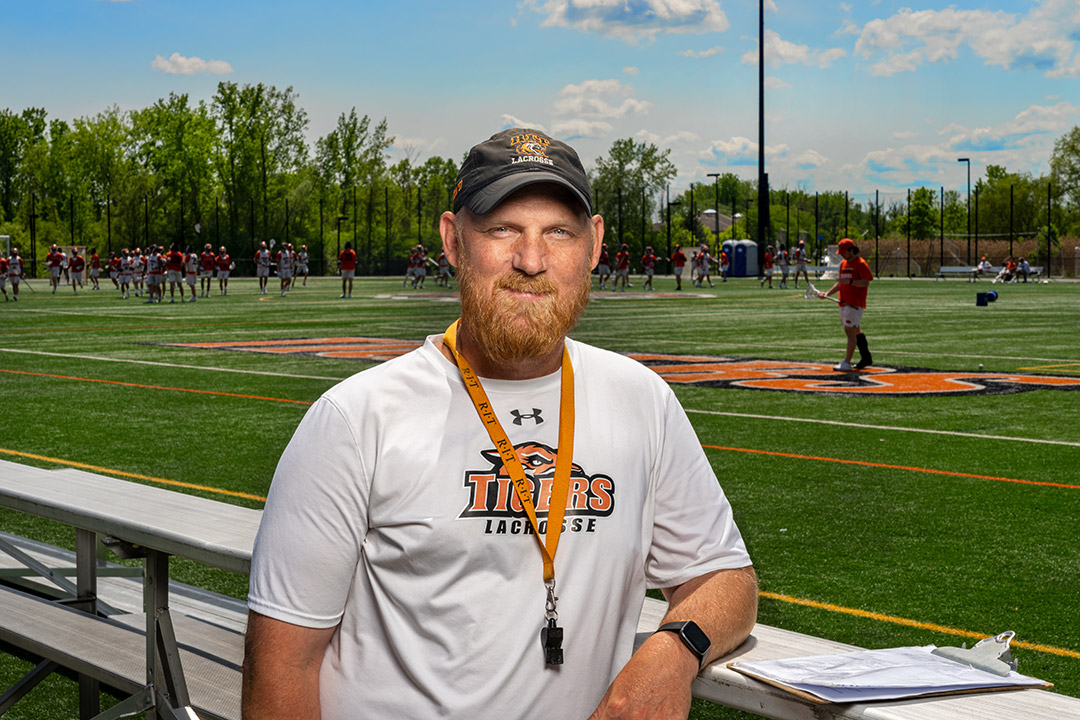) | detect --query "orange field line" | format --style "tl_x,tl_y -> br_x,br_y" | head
0,448 -> 267,502
760,590 -> 1080,660
0,368 -> 314,406
702,443 -> 1080,490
